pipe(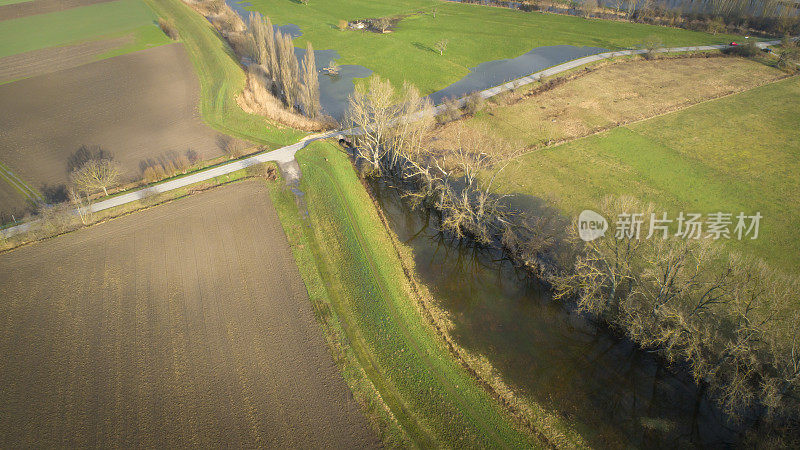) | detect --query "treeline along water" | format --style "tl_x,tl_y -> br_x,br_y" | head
369,178 -> 752,446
